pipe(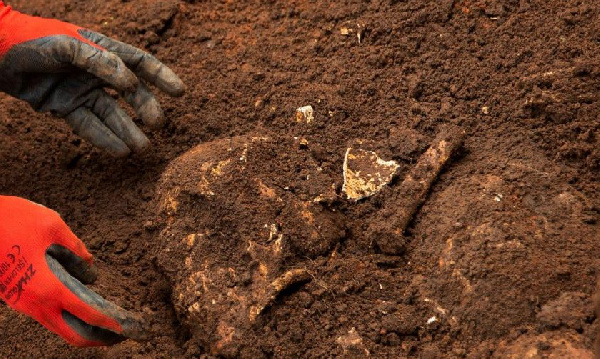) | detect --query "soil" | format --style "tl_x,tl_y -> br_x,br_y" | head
1,0 -> 600,358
